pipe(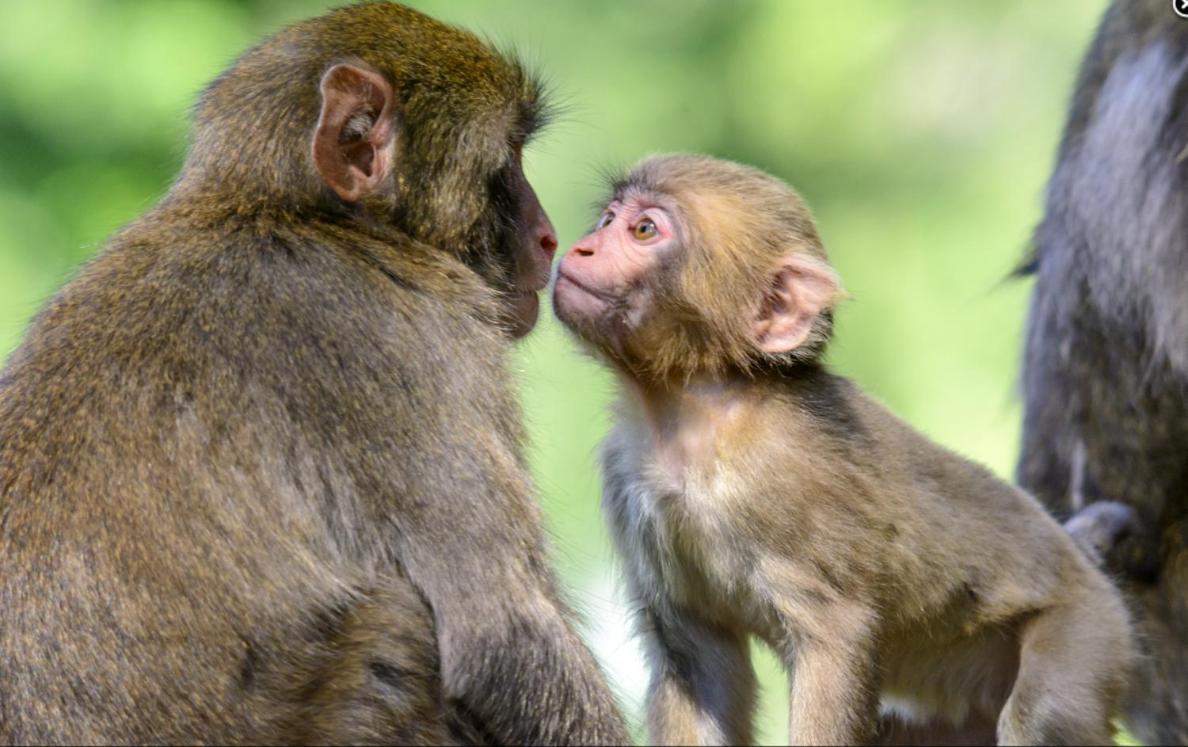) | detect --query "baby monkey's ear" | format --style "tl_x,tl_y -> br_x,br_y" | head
751,253 -> 844,355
